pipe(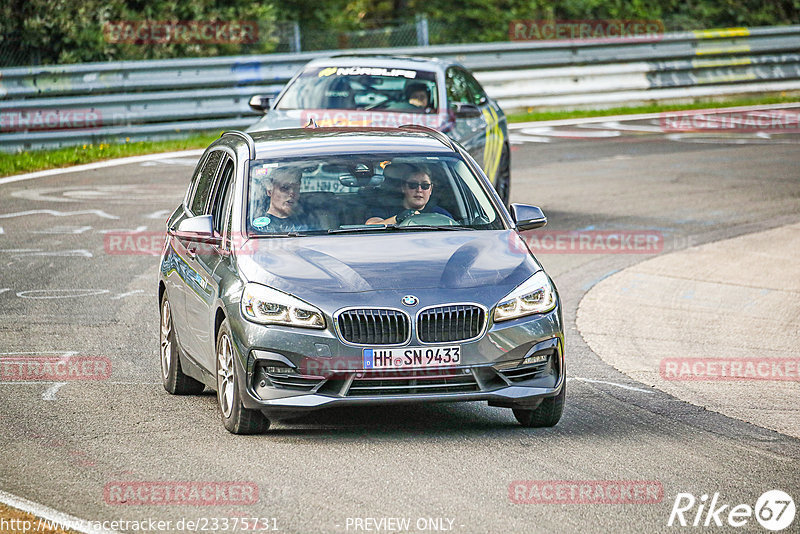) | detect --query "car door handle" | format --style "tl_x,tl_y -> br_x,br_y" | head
186,243 -> 197,259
